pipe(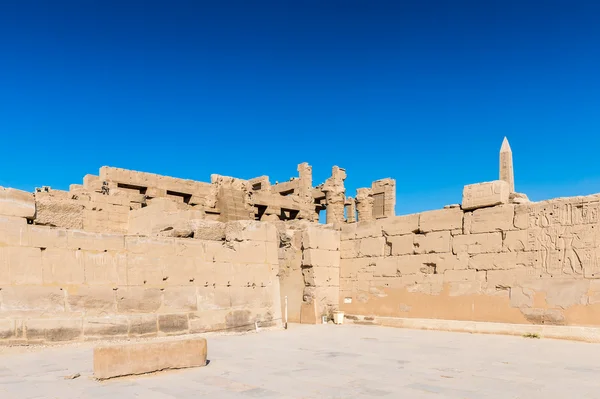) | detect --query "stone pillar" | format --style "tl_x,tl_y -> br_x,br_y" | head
355,188 -> 374,222
500,137 -> 515,193
345,197 -> 356,223
297,163 -> 314,220
322,166 -> 346,225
